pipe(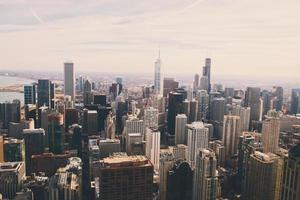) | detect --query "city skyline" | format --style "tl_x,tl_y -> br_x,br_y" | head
0,0 -> 300,77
